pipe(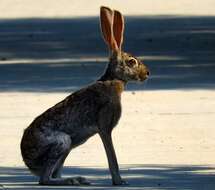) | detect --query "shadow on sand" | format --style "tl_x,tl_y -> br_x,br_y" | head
0,165 -> 215,190
0,16 -> 215,92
